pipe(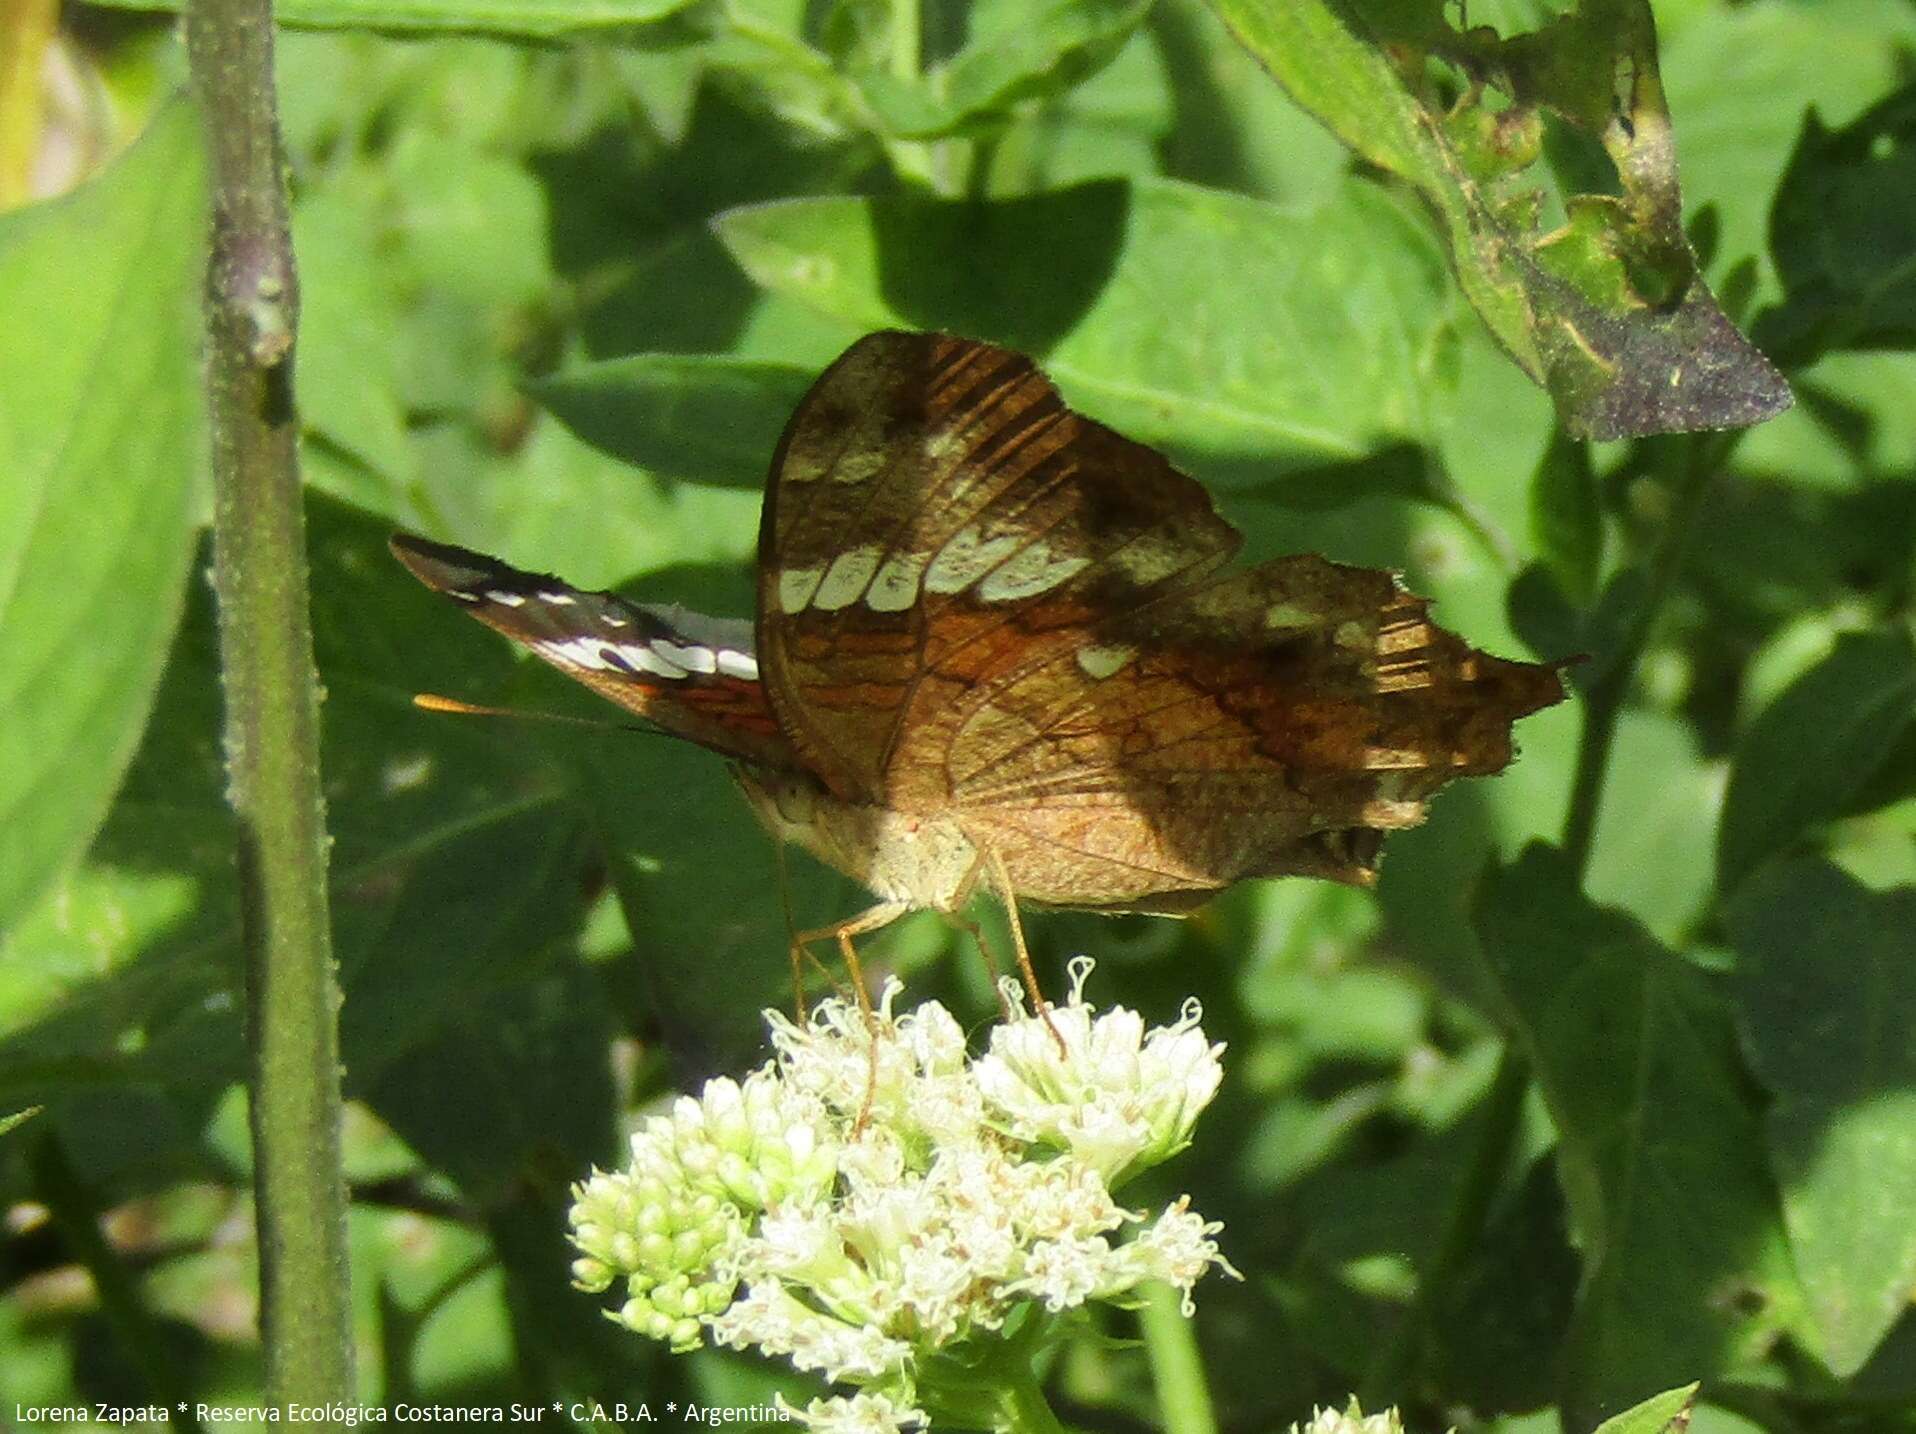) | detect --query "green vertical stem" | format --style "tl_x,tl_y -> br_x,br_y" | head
183,0 -> 355,1417
1561,430 -> 1735,878
1360,1048 -> 1528,1405
883,0 -> 930,187
889,0 -> 920,78
1139,1279 -> 1218,1434
1364,427 -> 1742,1408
